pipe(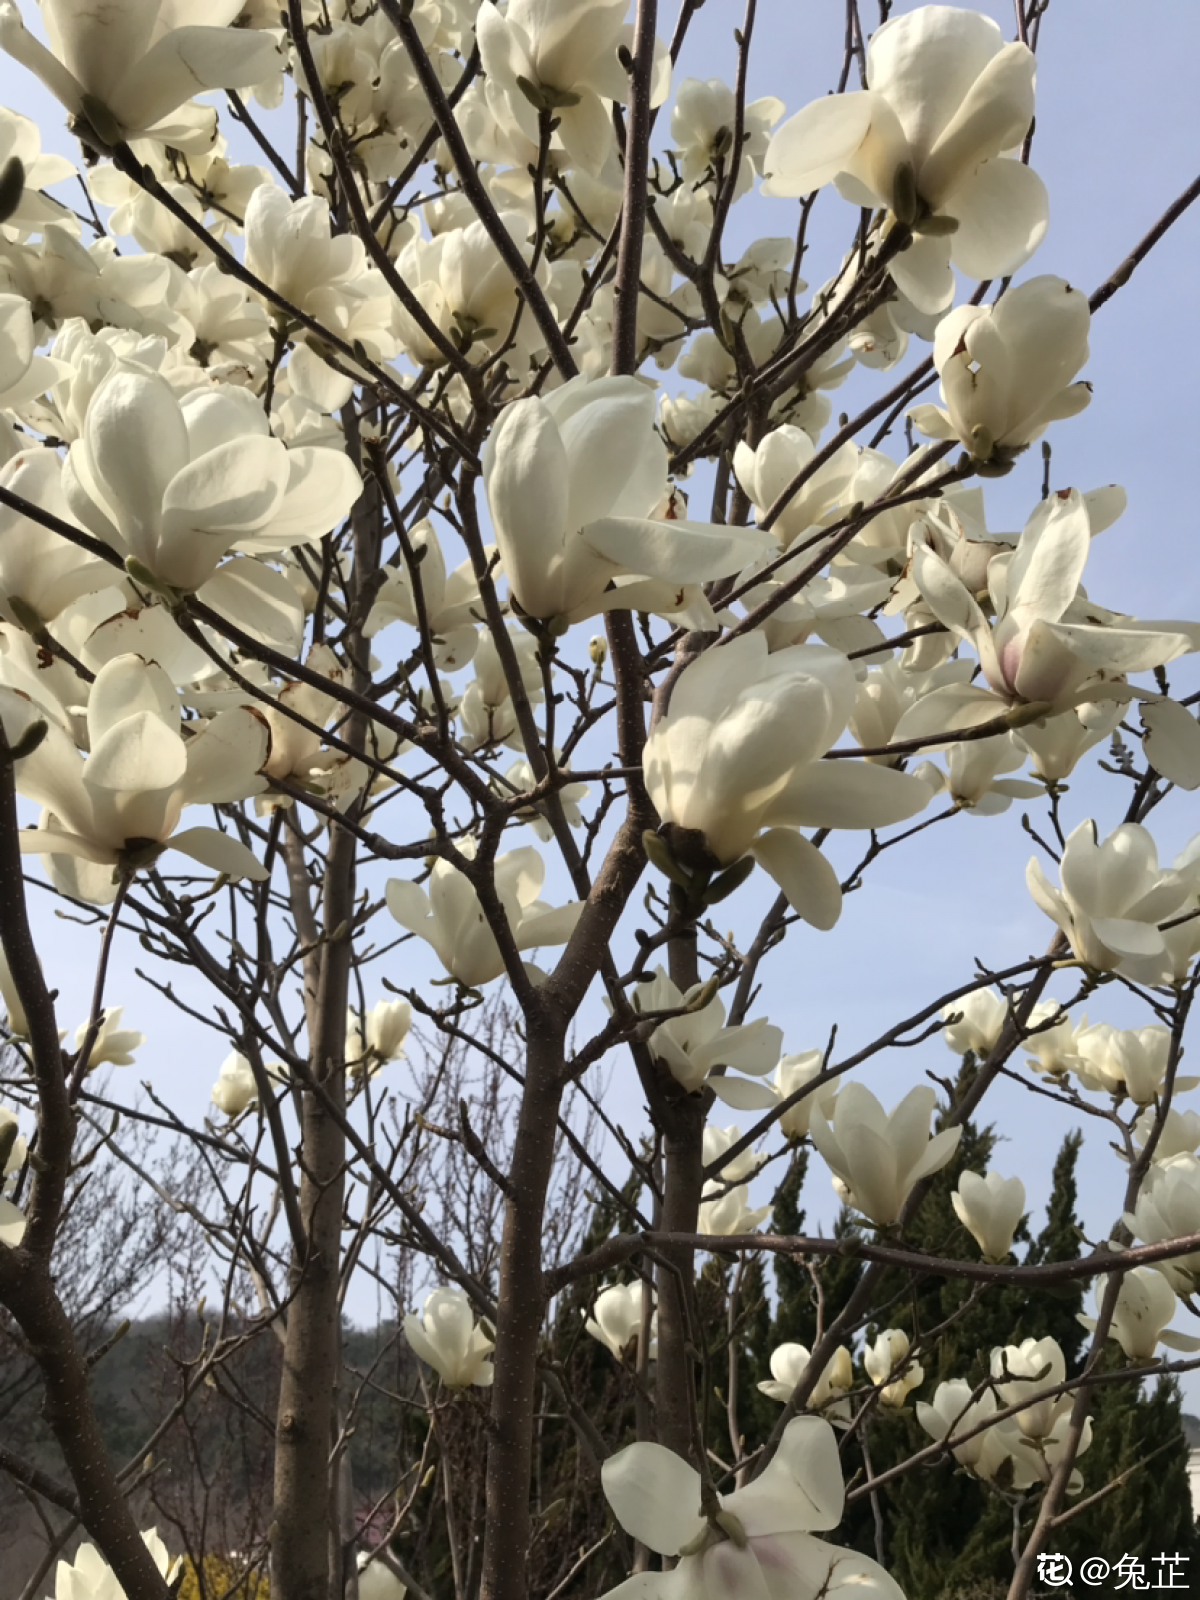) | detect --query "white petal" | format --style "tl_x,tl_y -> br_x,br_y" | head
1142,699 -> 1200,791
169,826 -> 268,882
707,1076 -> 781,1110
762,93 -> 875,197
200,558 -> 305,653
601,1442 -> 704,1556
949,158 -> 1048,281
770,762 -> 931,830
750,829 -> 841,930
